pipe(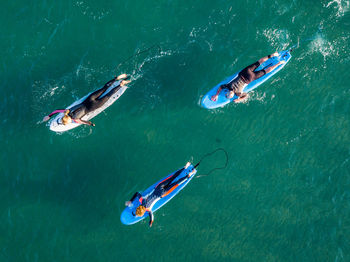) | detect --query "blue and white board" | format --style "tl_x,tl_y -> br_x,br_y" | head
201,50 -> 292,109
120,164 -> 197,225
49,80 -> 129,132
